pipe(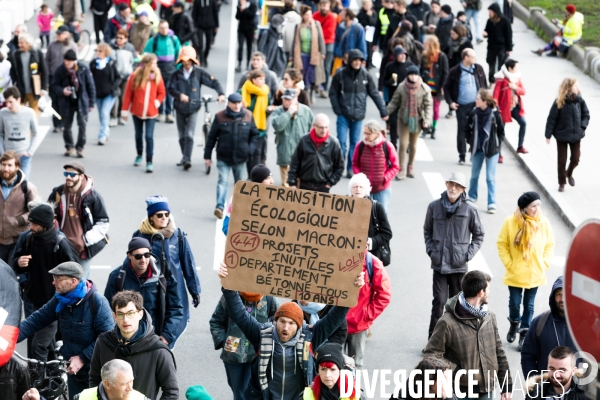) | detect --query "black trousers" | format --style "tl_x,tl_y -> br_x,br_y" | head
456,103 -> 474,161
429,271 -> 465,337
62,108 -> 88,151
556,140 -> 581,185
486,47 -> 507,82
49,75 -> 61,128
93,13 -> 108,45
196,28 -> 215,65
237,29 -> 254,65
246,136 -> 267,175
